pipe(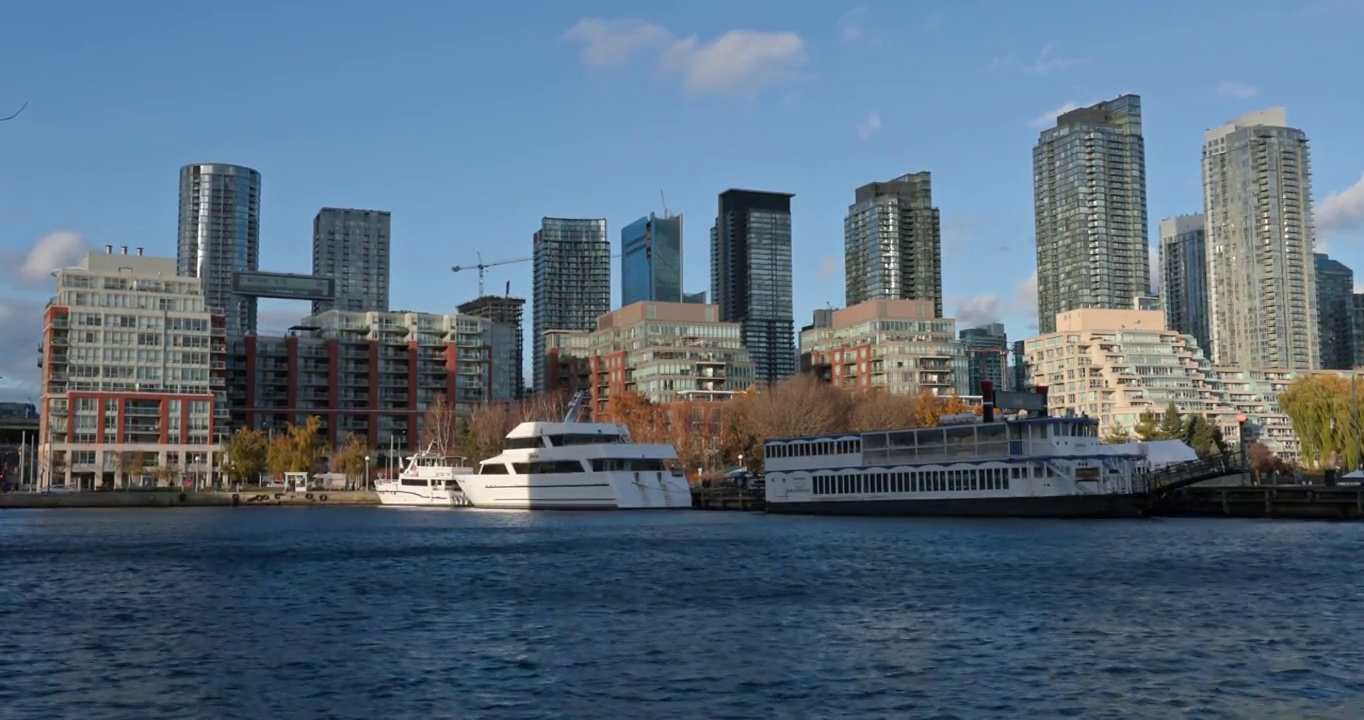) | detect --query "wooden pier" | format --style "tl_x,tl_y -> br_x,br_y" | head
1154,483 -> 1364,520
691,487 -> 766,511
